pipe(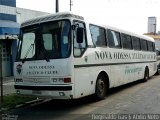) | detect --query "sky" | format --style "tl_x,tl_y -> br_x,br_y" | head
16,0 -> 160,35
